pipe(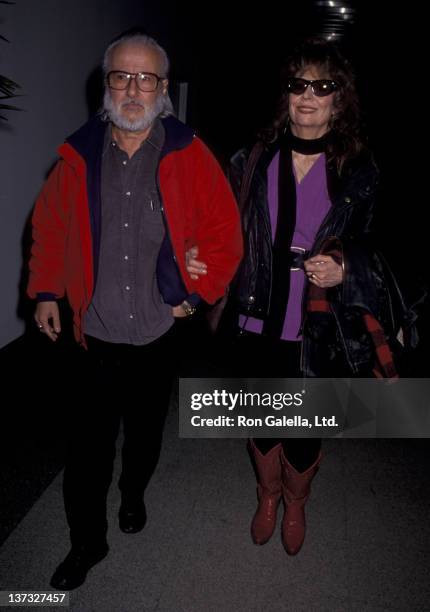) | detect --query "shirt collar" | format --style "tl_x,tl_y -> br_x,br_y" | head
146,118 -> 165,152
